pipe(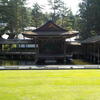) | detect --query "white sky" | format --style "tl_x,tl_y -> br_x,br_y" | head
27,0 -> 82,14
